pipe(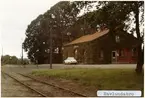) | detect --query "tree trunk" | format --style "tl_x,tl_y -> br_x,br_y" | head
136,45 -> 144,74
135,2 -> 143,74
